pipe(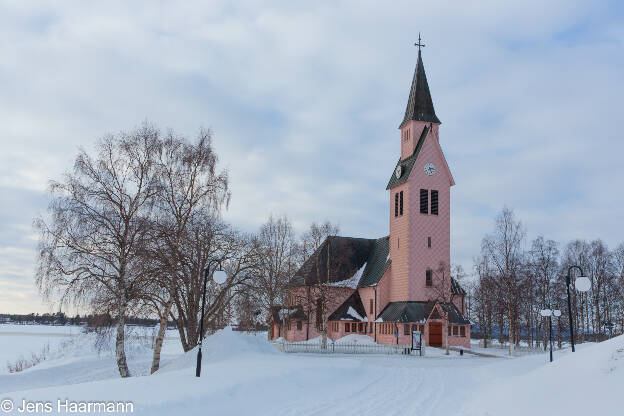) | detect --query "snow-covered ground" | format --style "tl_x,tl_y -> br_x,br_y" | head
0,324 -> 82,372
0,325 -> 620,415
